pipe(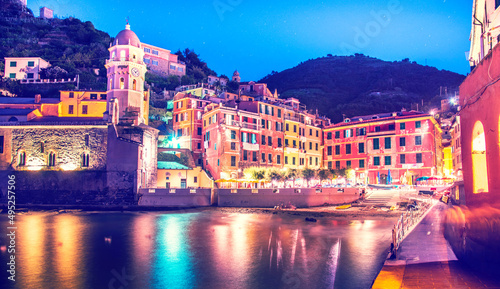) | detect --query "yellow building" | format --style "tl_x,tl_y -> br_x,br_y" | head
157,166 -> 213,188
443,146 -> 453,178
58,91 -> 107,117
